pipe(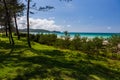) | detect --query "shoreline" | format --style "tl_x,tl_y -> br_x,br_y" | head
29,32 -> 120,39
